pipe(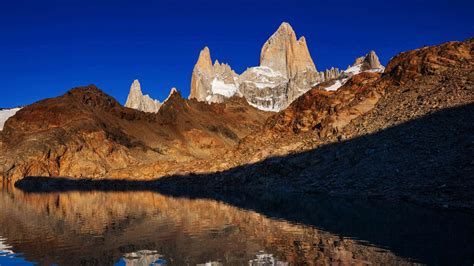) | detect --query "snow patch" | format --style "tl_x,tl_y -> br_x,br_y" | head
0,108 -> 21,131
249,66 -> 284,78
245,81 -> 281,90
247,101 -> 281,112
367,67 -> 385,73
344,64 -> 362,76
211,78 -> 237,98
324,80 -> 344,91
